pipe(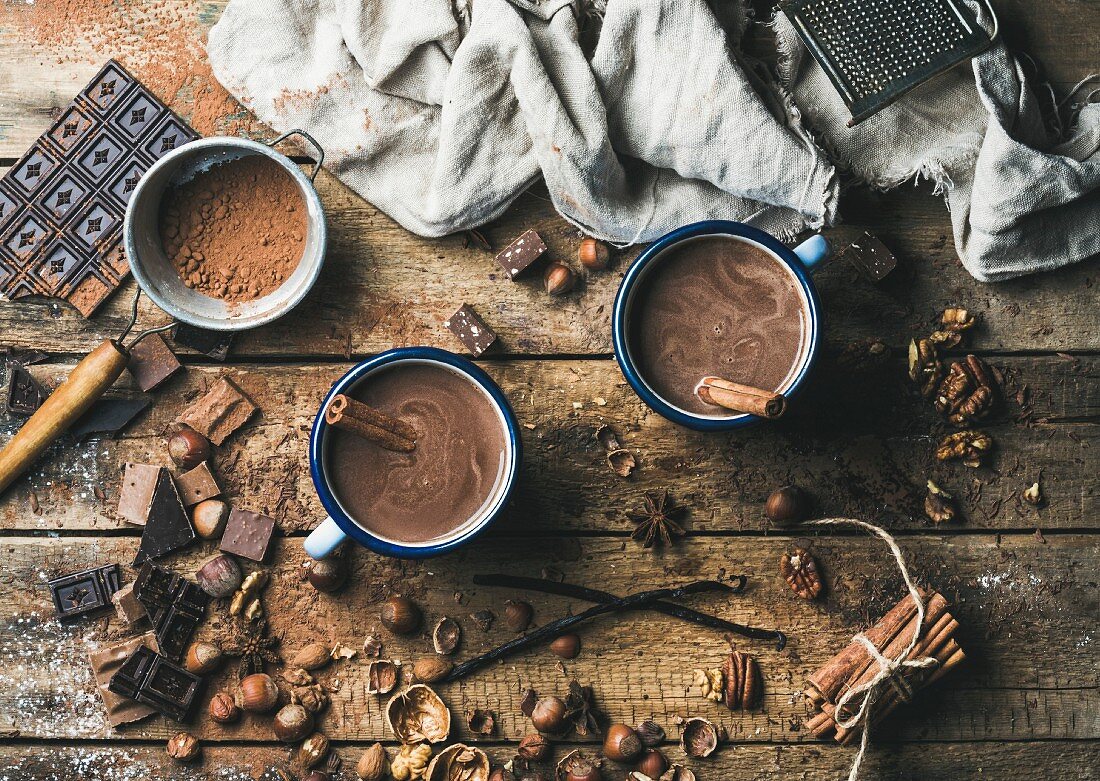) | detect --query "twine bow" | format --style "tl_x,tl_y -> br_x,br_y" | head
806,519 -> 941,781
